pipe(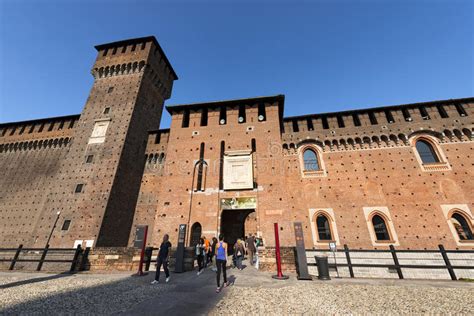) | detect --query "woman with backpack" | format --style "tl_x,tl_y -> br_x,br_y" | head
215,234 -> 229,293
195,238 -> 205,276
